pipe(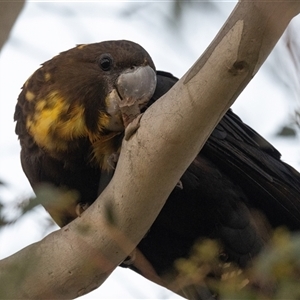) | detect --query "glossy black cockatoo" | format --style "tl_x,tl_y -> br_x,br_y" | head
14,40 -> 300,298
